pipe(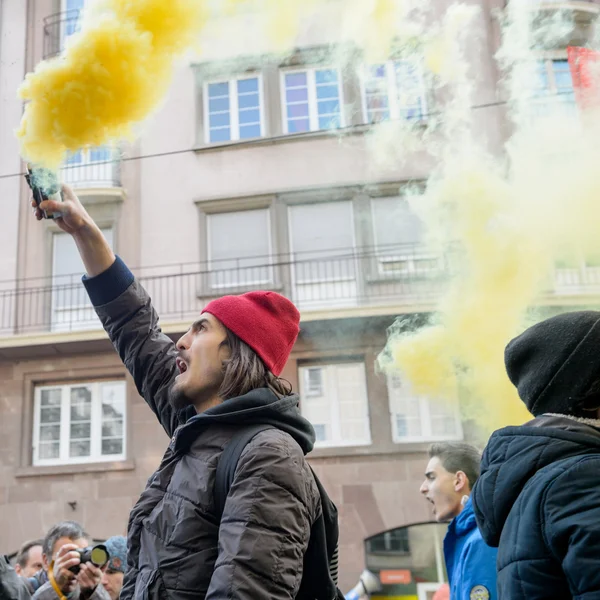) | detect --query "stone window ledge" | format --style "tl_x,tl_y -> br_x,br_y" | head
309,442 -> 431,459
15,459 -> 135,478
